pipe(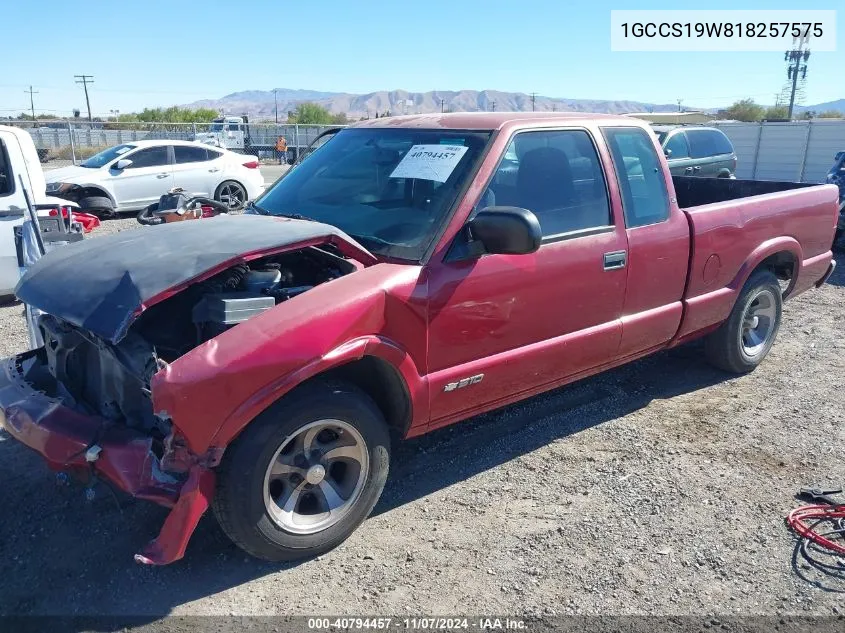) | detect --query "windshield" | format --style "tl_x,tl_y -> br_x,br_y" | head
255,127 -> 492,260
80,144 -> 136,168
210,123 -> 224,132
